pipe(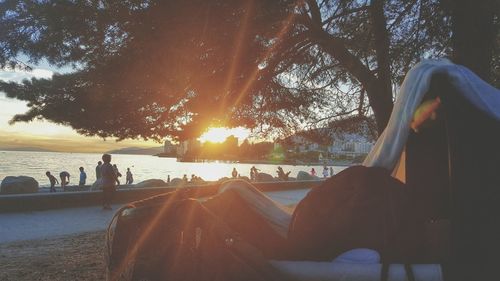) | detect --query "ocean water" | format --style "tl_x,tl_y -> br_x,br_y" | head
0,151 -> 346,188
